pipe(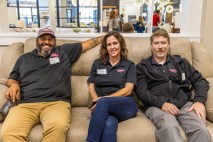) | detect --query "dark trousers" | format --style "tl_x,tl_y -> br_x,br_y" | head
145,102 -> 211,142
86,97 -> 138,142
